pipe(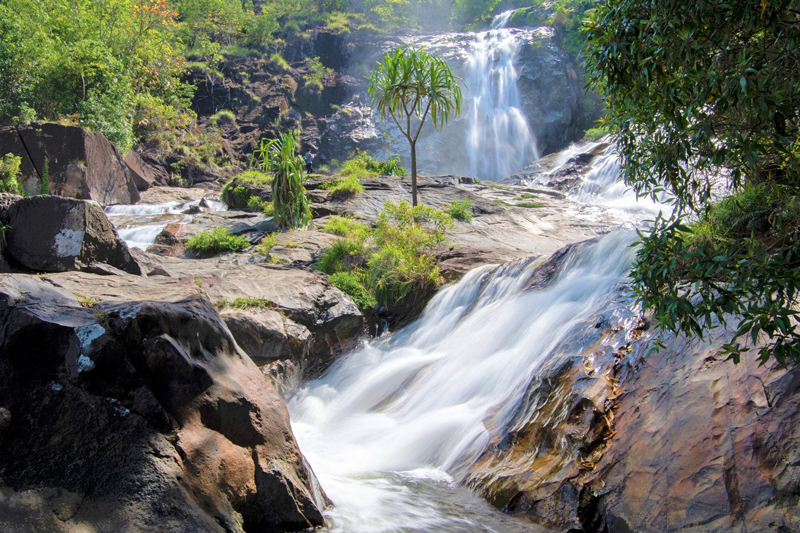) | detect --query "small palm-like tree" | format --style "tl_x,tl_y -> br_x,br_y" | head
368,46 -> 463,206
252,132 -> 311,228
